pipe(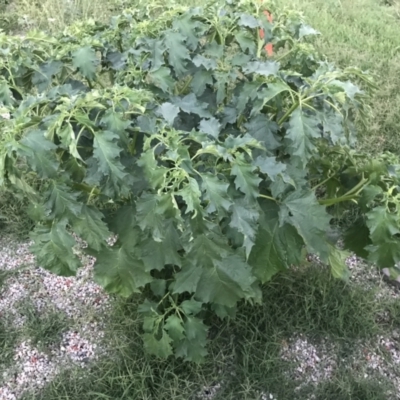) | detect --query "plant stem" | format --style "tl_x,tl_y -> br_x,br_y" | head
259,194 -> 278,202
278,101 -> 298,125
318,194 -> 358,206
312,174 -> 335,191
318,176 -> 369,206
